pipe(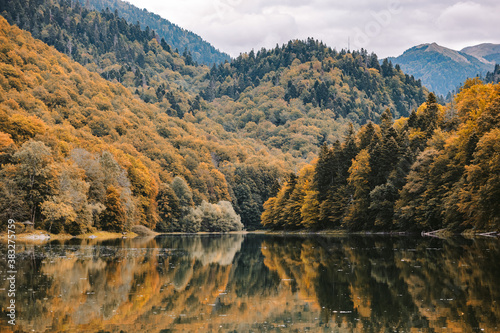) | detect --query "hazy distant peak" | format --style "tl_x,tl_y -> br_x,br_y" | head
461,43 -> 500,56
461,43 -> 500,64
